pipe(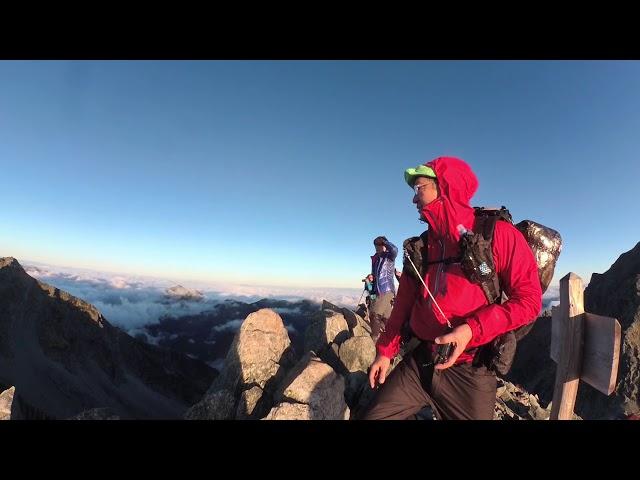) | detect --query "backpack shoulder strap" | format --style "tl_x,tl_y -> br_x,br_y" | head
402,230 -> 428,281
472,208 -> 512,304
